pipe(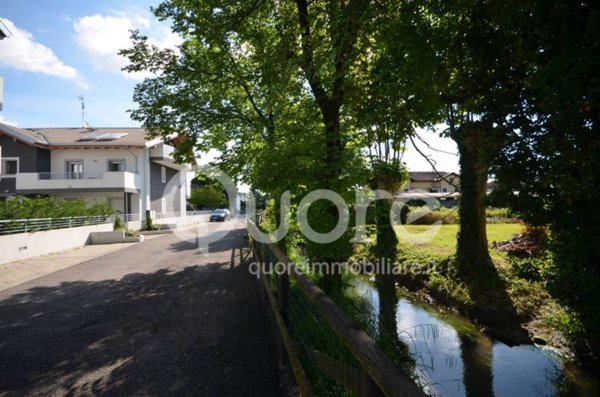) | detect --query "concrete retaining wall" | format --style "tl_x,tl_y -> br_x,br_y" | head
0,223 -> 113,265
89,231 -> 143,244
124,220 -> 142,230
153,214 -> 209,228
89,231 -> 125,244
